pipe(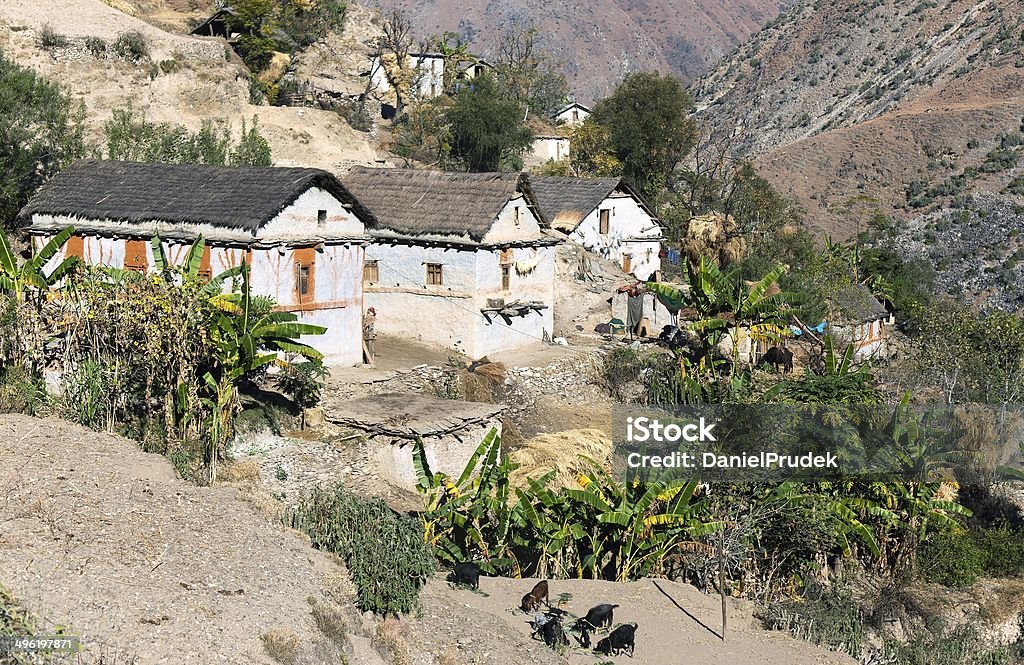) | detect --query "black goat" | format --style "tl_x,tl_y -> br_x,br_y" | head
595,623 -> 638,657
449,562 -> 480,589
578,603 -> 618,631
